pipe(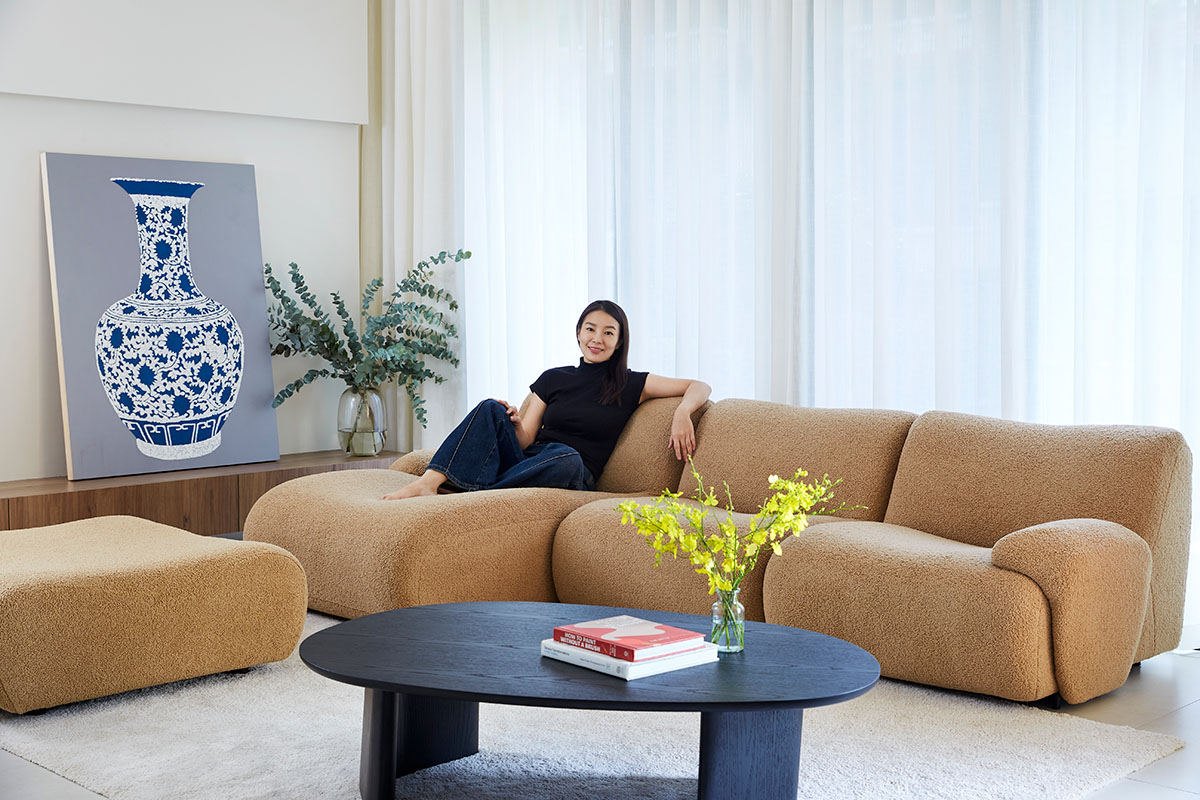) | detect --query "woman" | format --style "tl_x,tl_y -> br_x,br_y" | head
383,299 -> 711,499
